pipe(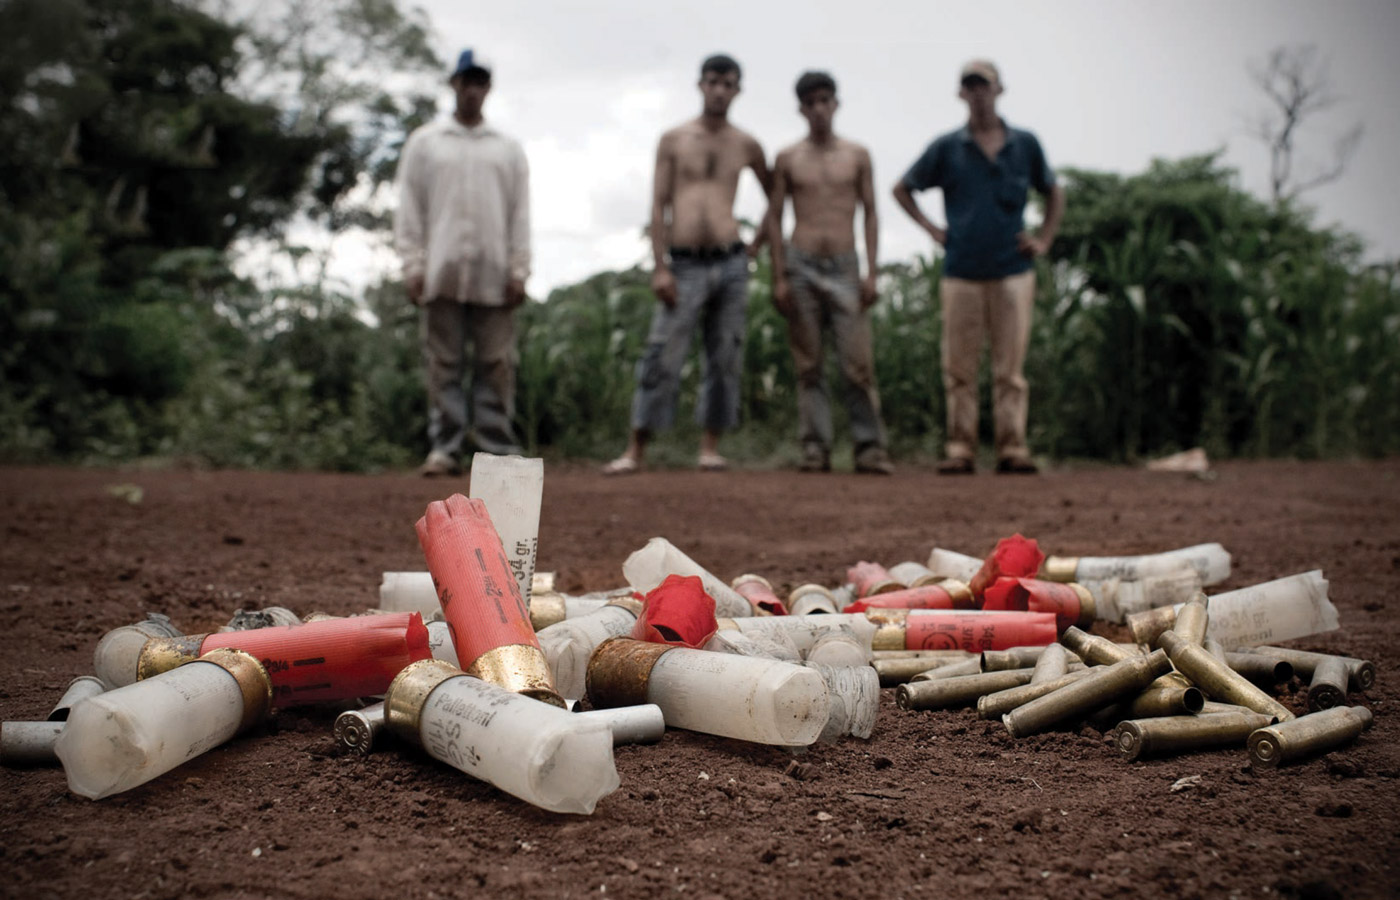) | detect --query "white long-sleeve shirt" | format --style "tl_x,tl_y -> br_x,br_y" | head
394,117 -> 530,305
